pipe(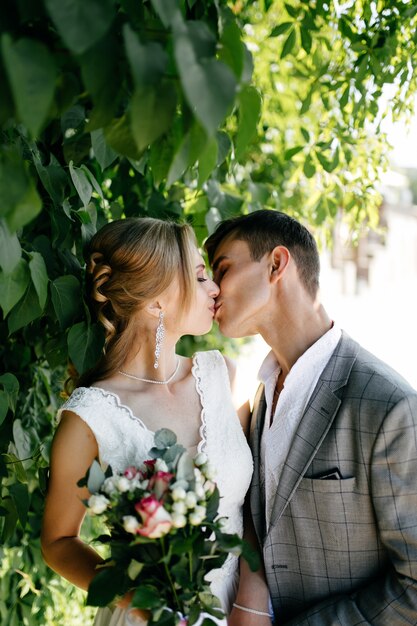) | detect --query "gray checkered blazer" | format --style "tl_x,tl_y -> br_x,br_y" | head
250,332 -> 417,625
